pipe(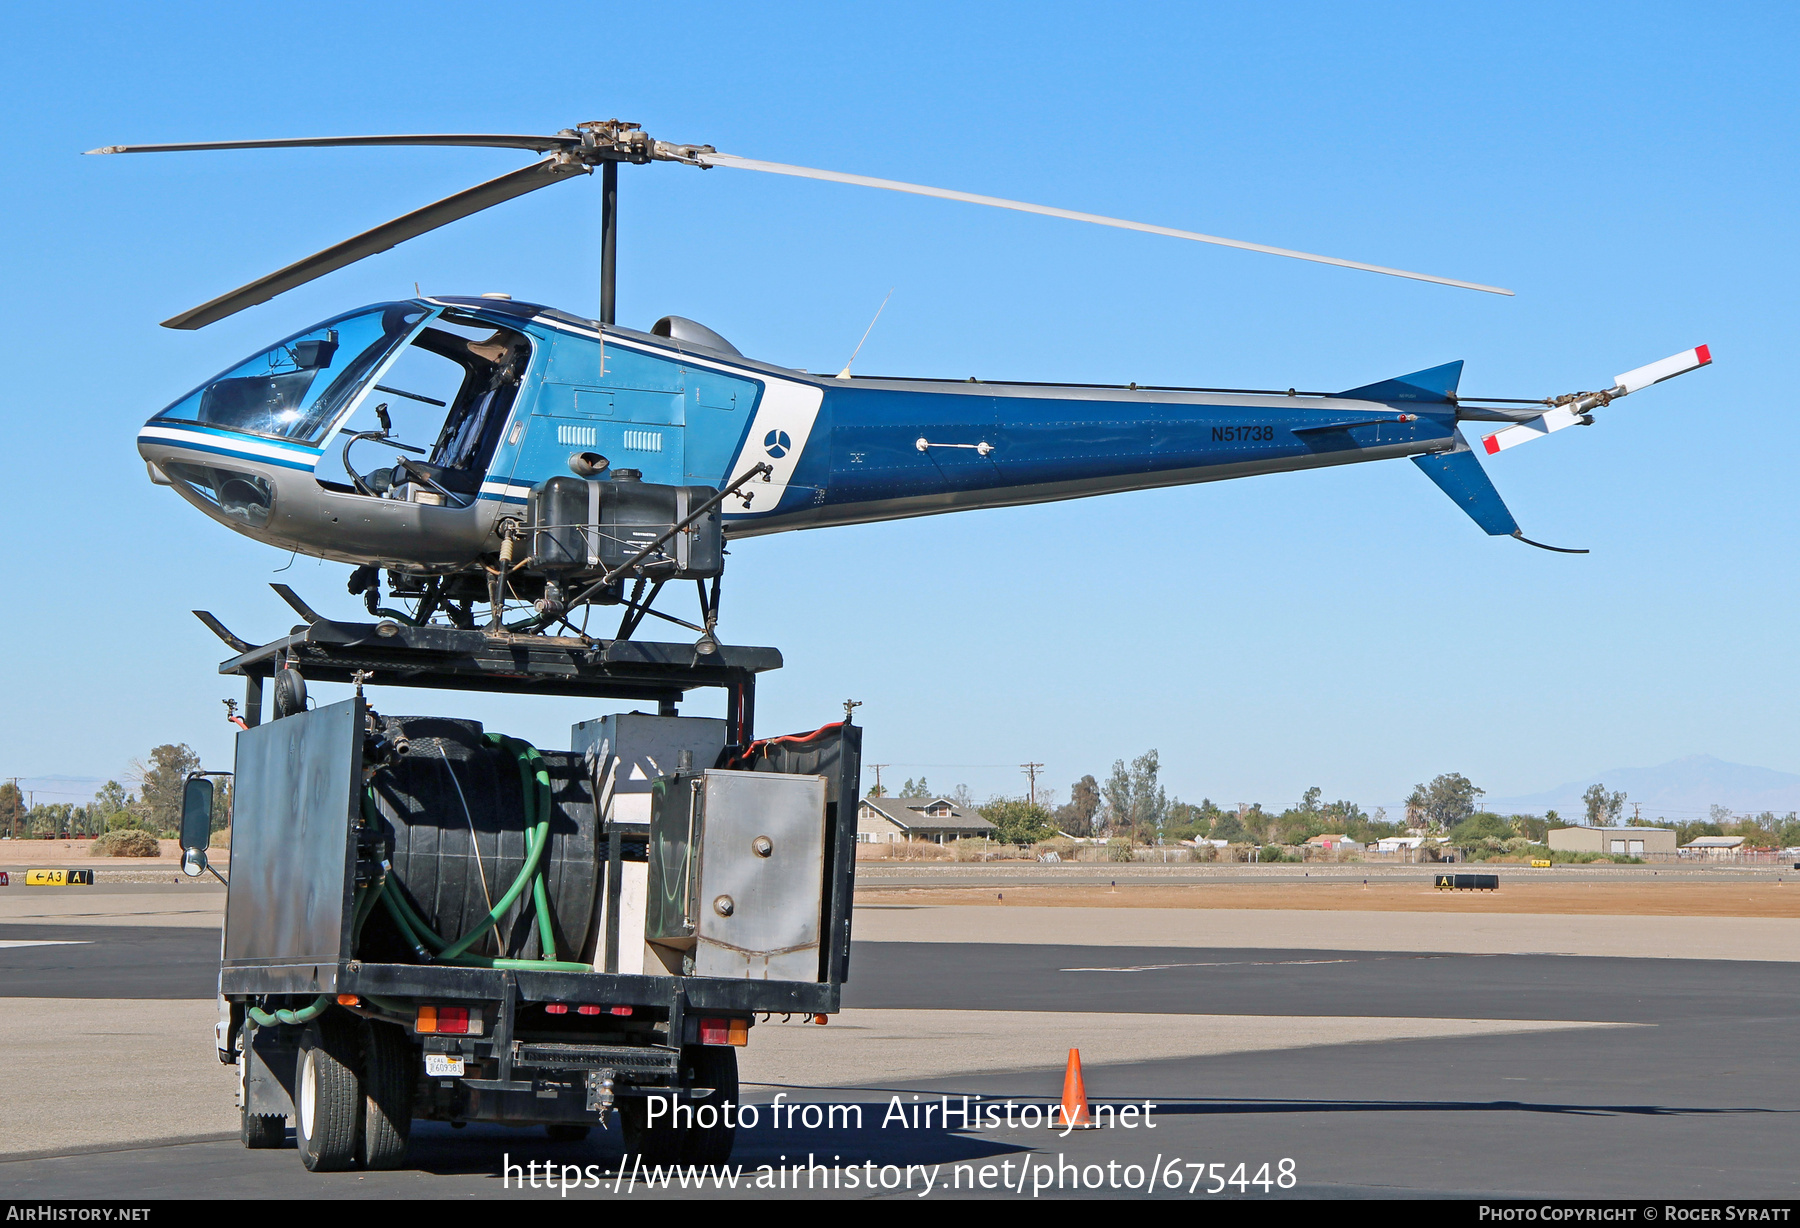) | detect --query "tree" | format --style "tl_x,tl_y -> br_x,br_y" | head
0,781 -> 21,838
1102,750 -> 1168,842
1053,775 -> 1100,836
1582,784 -> 1626,826
1210,811 -> 1248,843
1449,813 -> 1512,844
134,744 -> 202,836
865,781 -> 887,798
898,776 -> 931,799
1102,759 -> 1132,835
1298,786 -> 1323,815
1405,773 -> 1484,831
950,784 -> 975,811
212,775 -> 234,835
978,798 -> 1057,846
1163,800 -> 1206,841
